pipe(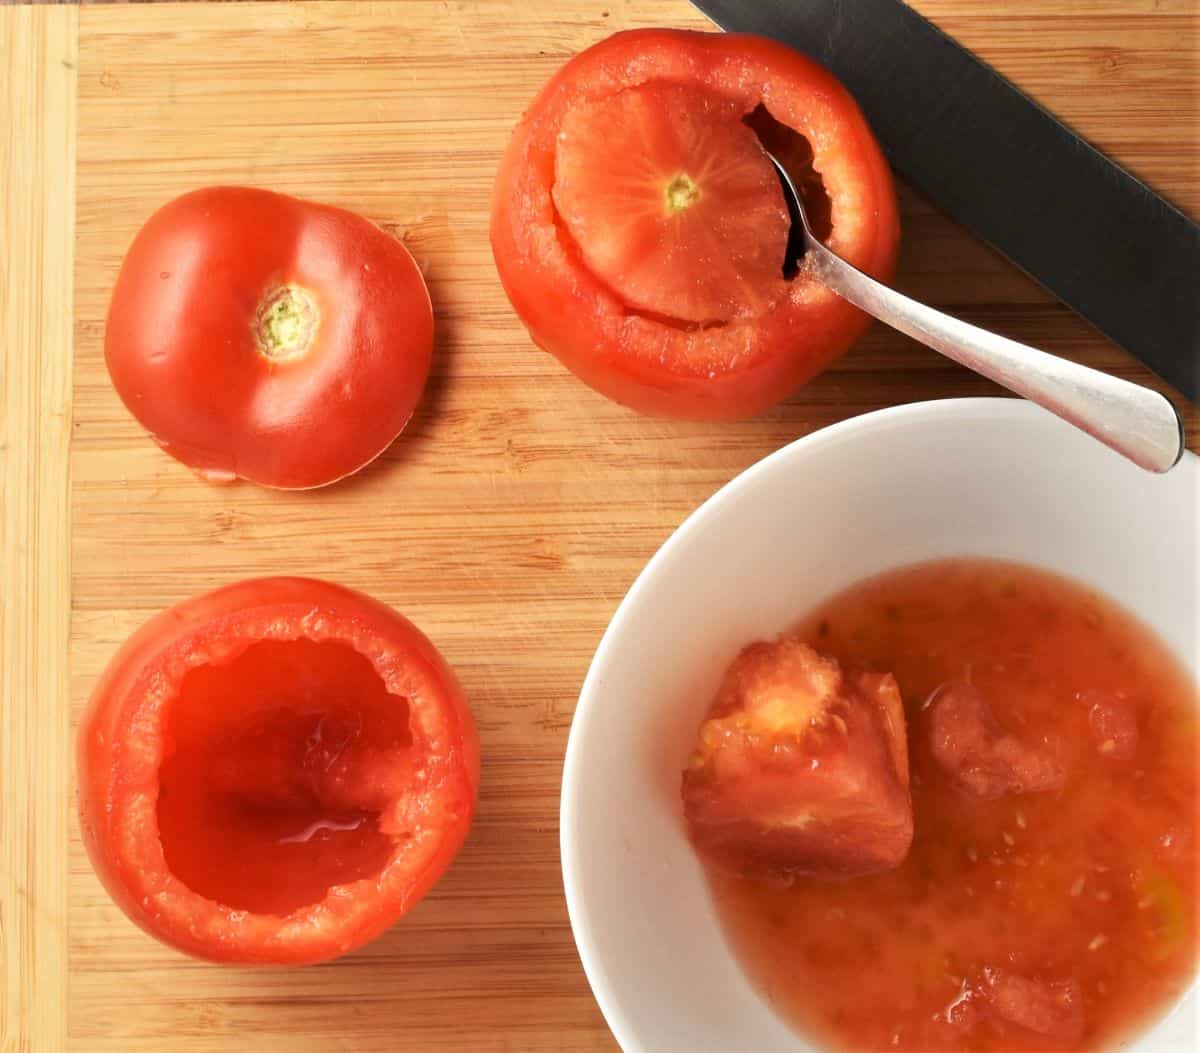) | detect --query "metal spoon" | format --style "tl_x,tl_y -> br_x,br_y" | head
768,154 -> 1185,473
